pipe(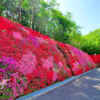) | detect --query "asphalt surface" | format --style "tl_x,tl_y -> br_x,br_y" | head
32,68 -> 100,100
